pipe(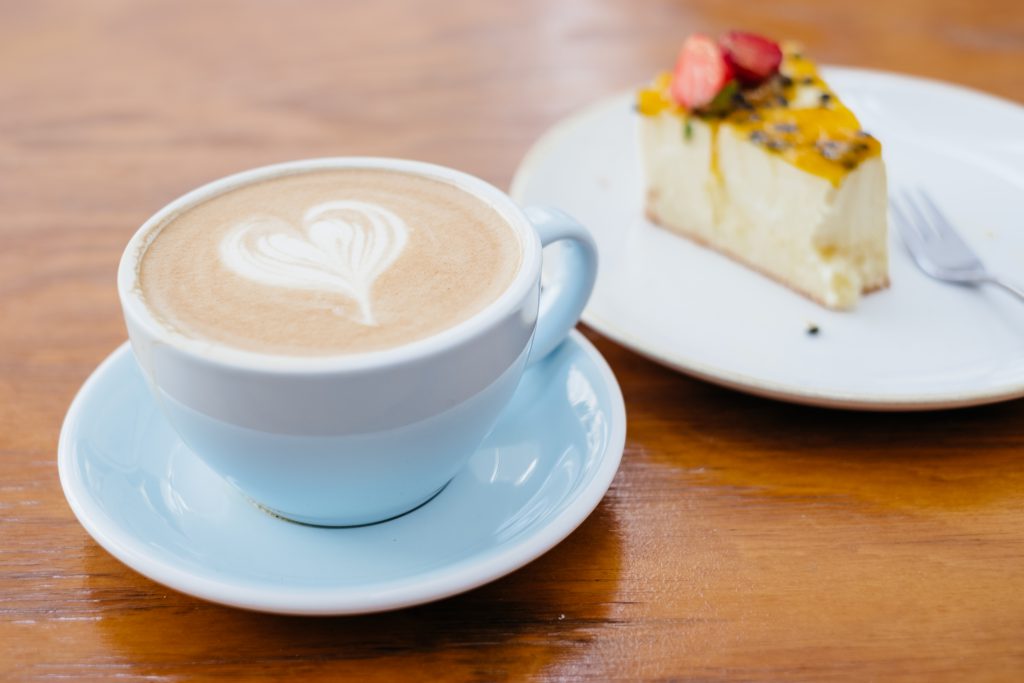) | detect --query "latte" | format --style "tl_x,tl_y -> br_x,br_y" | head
137,168 -> 522,356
